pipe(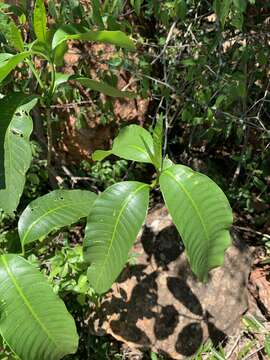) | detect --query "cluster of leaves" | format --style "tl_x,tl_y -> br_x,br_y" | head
0,0 -> 269,359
